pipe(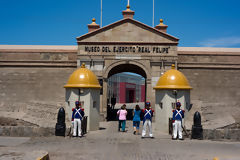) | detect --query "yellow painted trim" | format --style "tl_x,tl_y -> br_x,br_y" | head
153,86 -> 192,89
64,84 -> 101,88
